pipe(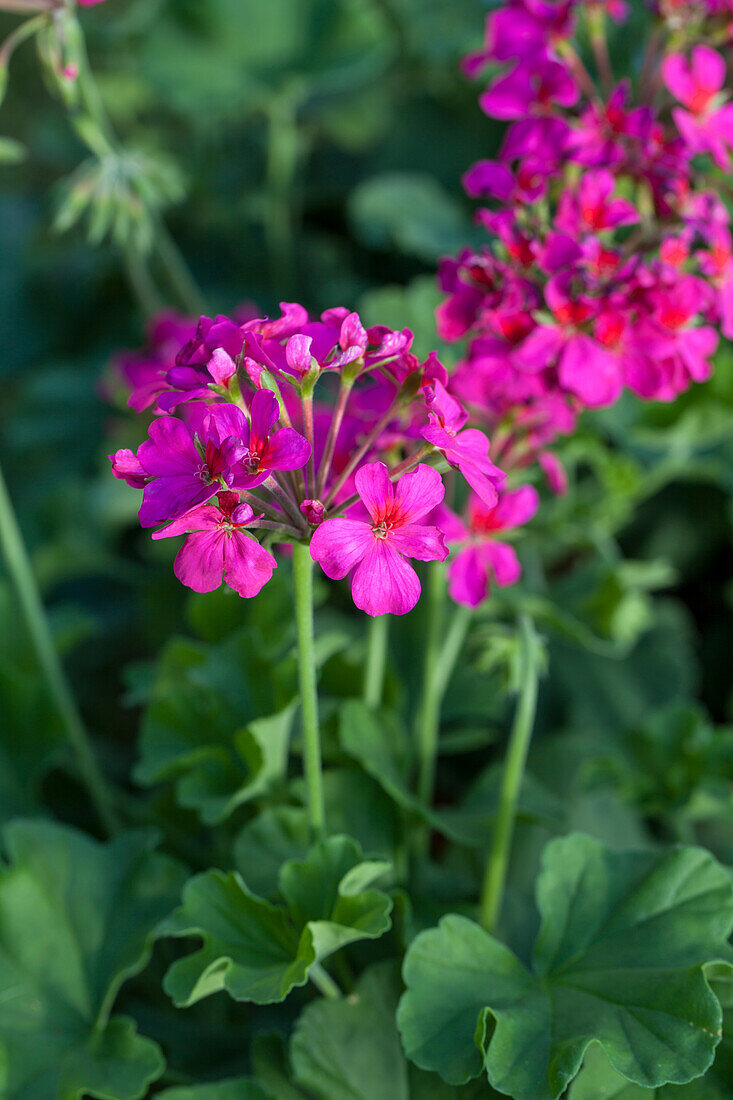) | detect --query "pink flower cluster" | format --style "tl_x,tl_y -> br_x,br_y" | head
109,304 -> 511,615
441,0 -> 733,484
